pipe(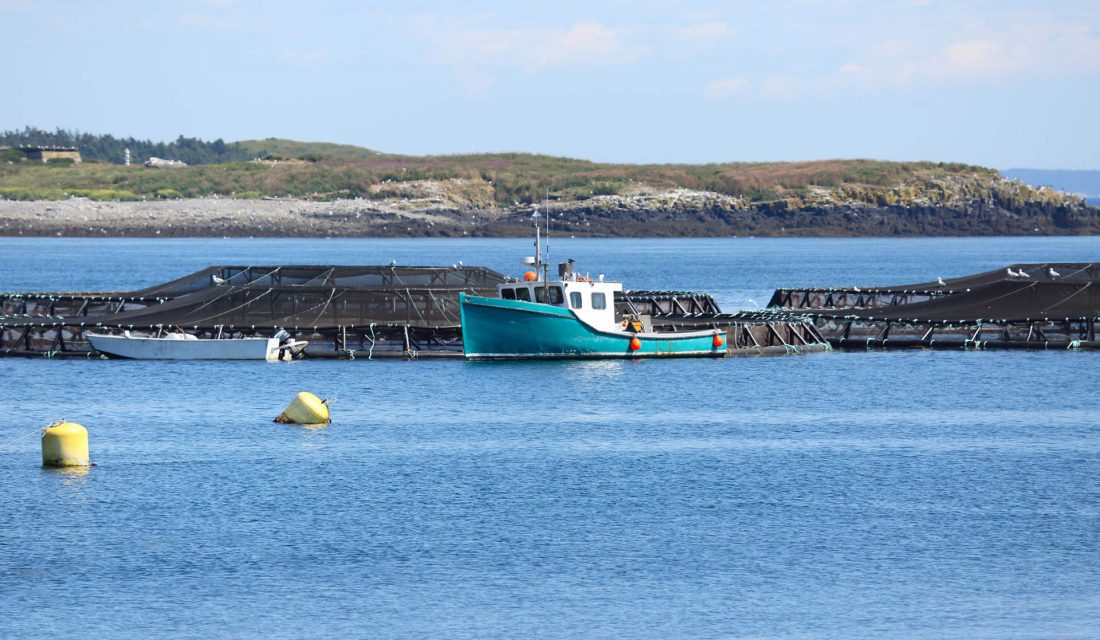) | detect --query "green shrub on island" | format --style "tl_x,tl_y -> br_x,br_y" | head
0,187 -> 138,201
83,189 -> 139,201
0,187 -> 67,200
